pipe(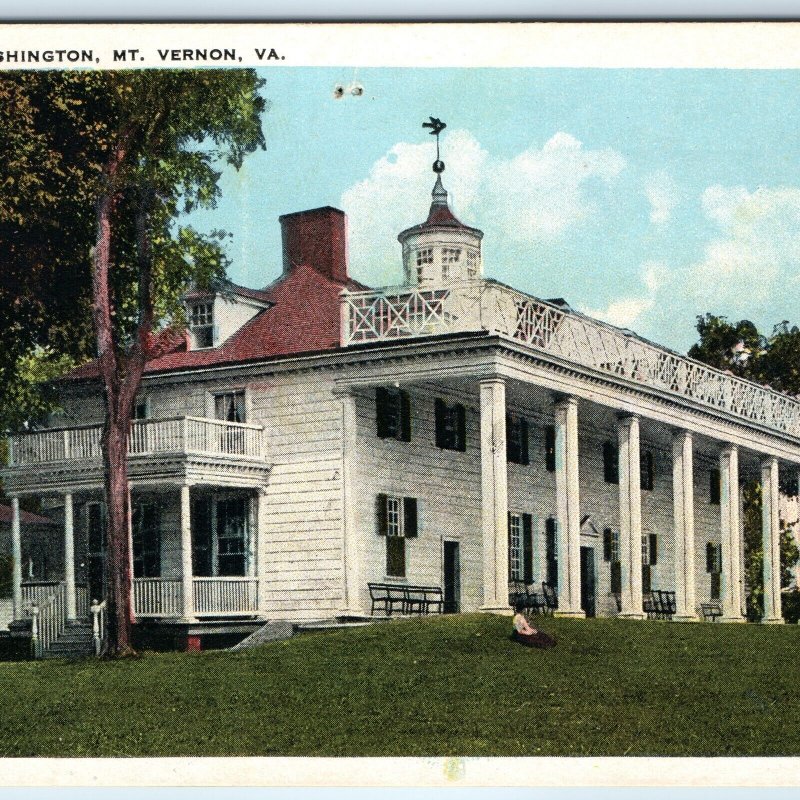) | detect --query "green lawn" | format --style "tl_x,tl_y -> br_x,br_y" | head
1,613 -> 798,757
